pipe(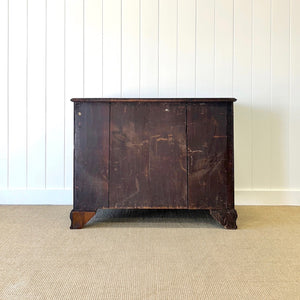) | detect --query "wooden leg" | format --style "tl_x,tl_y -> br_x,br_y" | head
209,208 -> 238,229
70,210 -> 96,229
